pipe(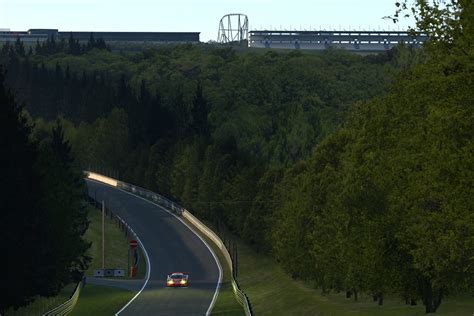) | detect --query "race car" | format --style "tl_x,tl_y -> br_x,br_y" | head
166,272 -> 189,287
